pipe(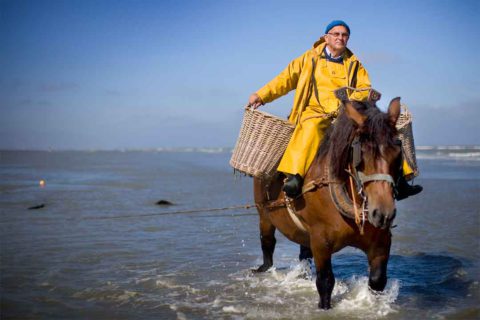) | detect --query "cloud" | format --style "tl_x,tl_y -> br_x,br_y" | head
38,82 -> 78,93
104,89 -> 124,96
13,98 -> 52,107
0,96 -> 52,108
